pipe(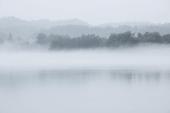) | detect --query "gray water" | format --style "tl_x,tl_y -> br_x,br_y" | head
0,46 -> 170,113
